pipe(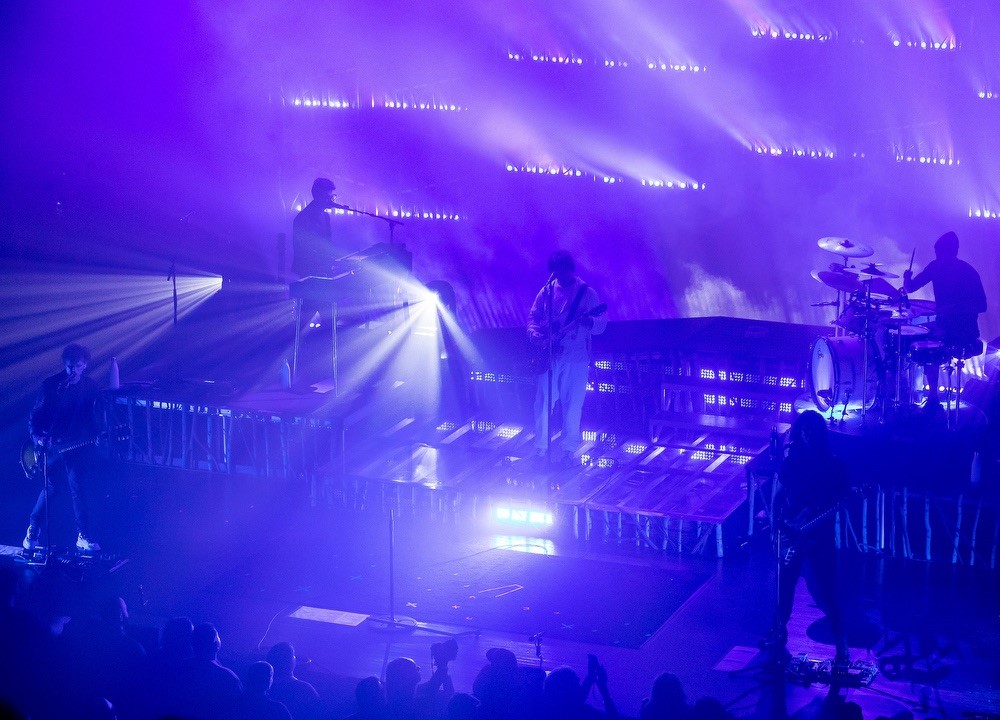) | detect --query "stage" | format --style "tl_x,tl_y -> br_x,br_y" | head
2,309 -> 999,718
2,463 -> 998,719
